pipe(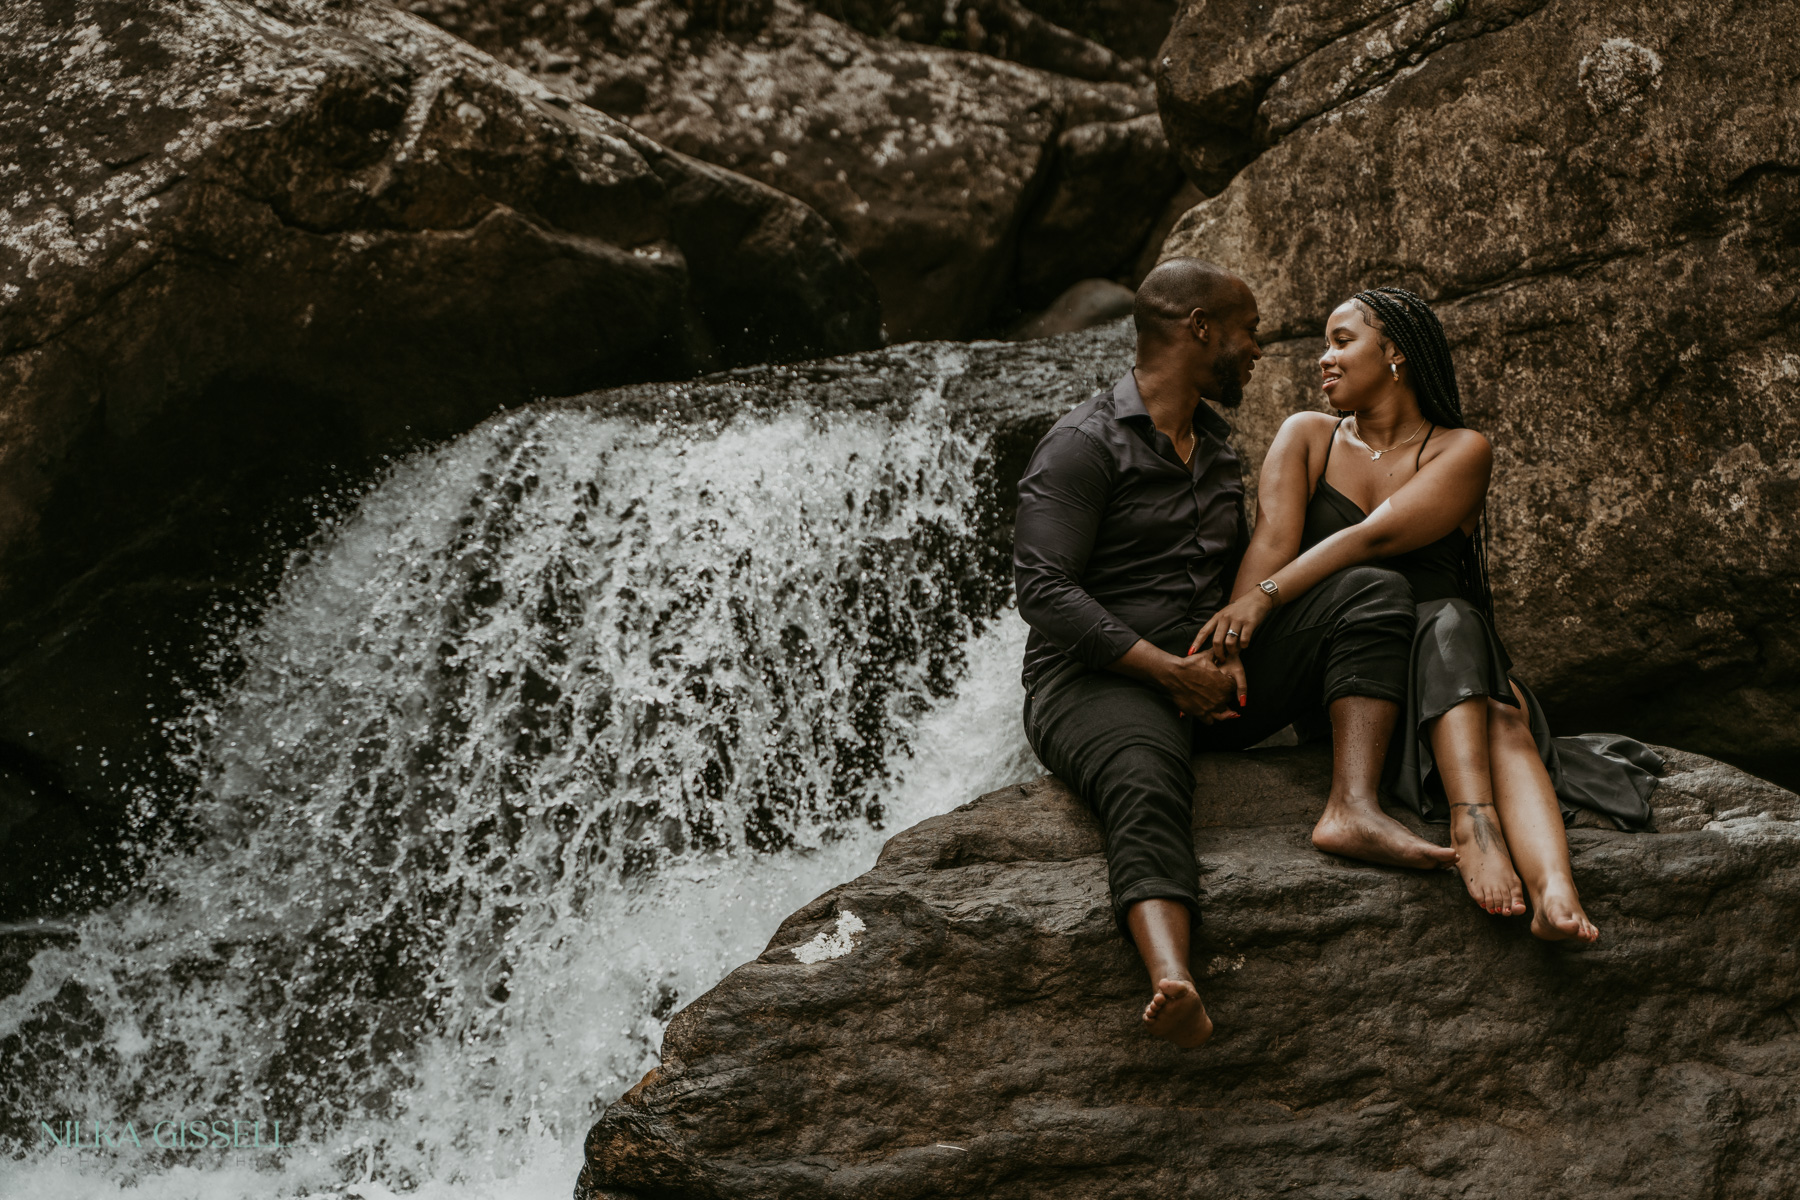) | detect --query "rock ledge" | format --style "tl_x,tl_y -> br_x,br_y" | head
581,745 -> 1800,1199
